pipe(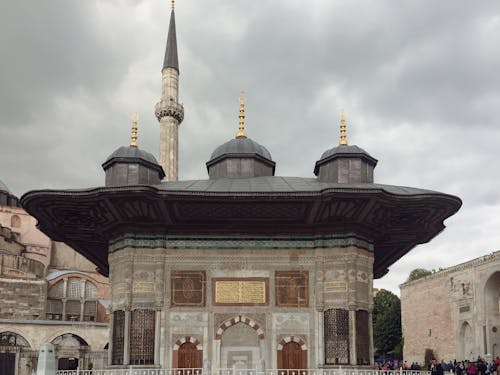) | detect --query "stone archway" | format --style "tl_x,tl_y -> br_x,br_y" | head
216,316 -> 265,370
460,322 -> 473,360
0,332 -> 31,375
51,333 -> 89,371
484,272 -> 500,357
